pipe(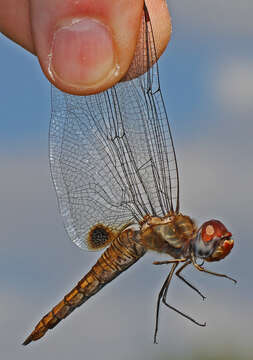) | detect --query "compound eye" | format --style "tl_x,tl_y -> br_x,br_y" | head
201,219 -> 230,243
